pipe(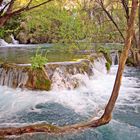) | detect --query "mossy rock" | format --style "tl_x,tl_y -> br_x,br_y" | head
0,63 -> 51,90
26,68 -> 51,90
106,62 -> 111,71
103,52 -> 112,65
